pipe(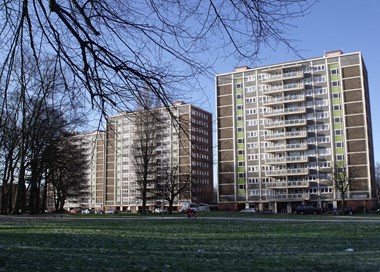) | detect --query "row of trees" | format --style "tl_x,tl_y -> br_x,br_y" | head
0,57 -> 88,214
